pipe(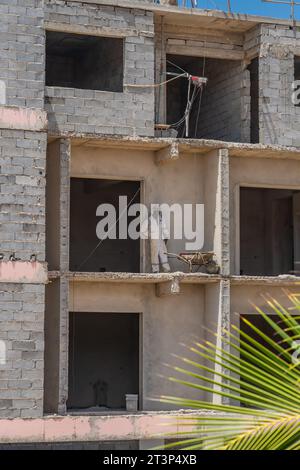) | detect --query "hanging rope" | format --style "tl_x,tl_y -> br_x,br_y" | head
124,72 -> 186,88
